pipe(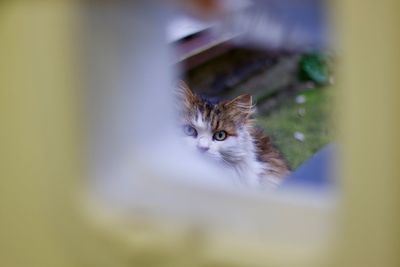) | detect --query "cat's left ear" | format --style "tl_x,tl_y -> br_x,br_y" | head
224,94 -> 254,117
176,80 -> 196,100
175,80 -> 198,110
